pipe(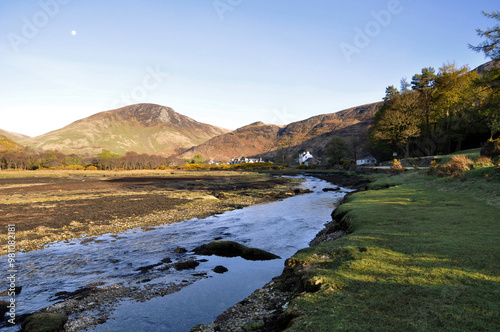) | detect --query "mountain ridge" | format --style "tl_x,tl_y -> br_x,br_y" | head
25,104 -> 230,156
180,102 -> 382,162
